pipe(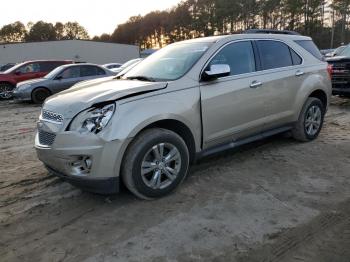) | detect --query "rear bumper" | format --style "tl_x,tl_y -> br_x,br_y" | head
46,165 -> 119,194
333,87 -> 350,95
